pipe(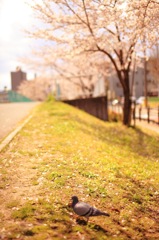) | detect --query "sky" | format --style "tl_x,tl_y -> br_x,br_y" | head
0,0 -> 36,90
